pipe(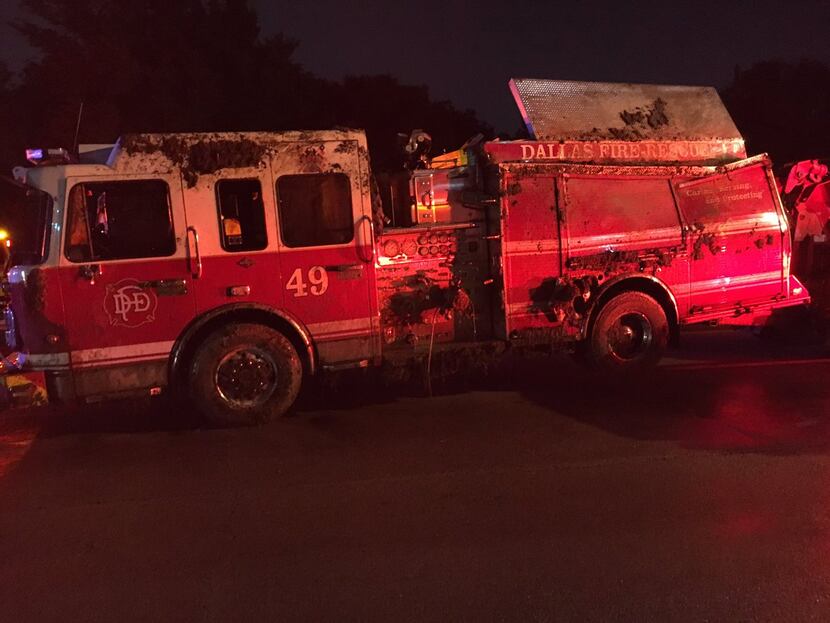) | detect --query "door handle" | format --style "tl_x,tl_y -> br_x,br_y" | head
138,279 -> 188,296
79,264 -> 102,284
186,226 -> 202,279
324,263 -> 363,272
